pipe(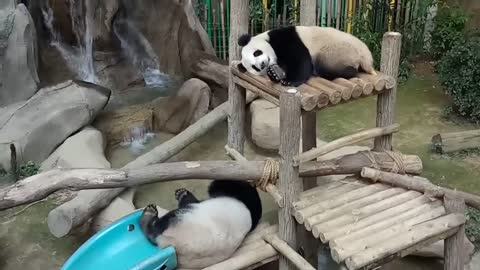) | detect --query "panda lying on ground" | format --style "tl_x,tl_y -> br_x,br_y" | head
140,180 -> 262,269
238,25 -> 376,87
